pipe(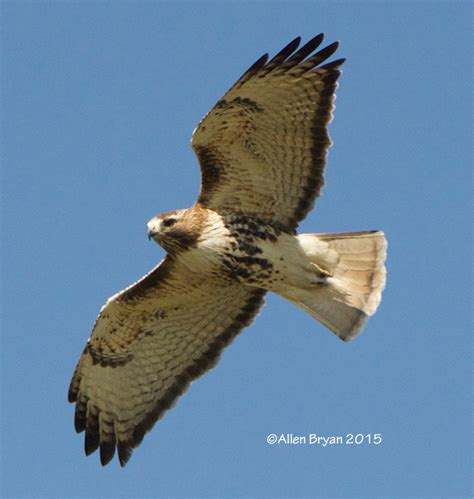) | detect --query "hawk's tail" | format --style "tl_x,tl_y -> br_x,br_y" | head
288,231 -> 387,341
